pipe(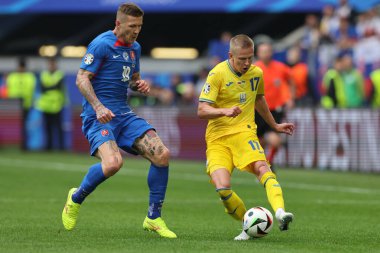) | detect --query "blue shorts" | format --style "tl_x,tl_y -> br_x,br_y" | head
82,112 -> 154,156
